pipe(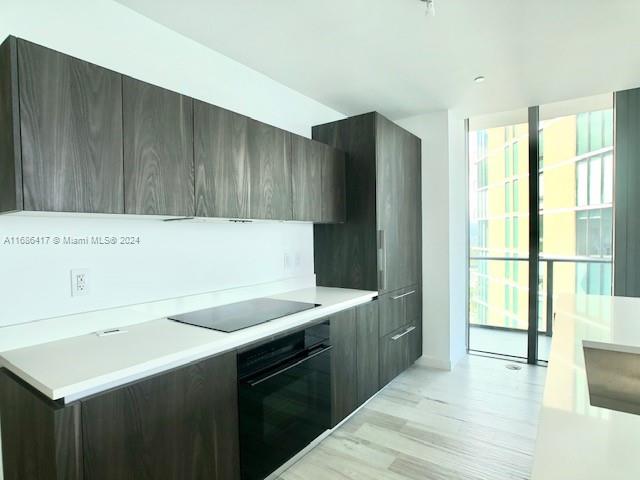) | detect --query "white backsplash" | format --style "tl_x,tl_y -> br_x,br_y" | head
0,213 -> 315,329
